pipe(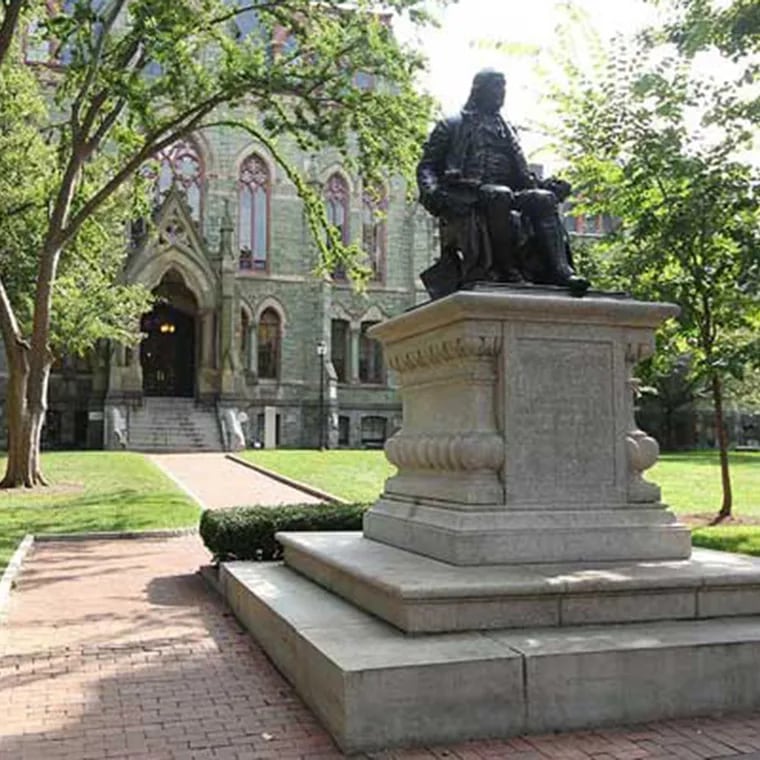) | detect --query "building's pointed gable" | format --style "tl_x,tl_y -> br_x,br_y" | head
126,184 -> 218,296
154,184 -> 207,261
